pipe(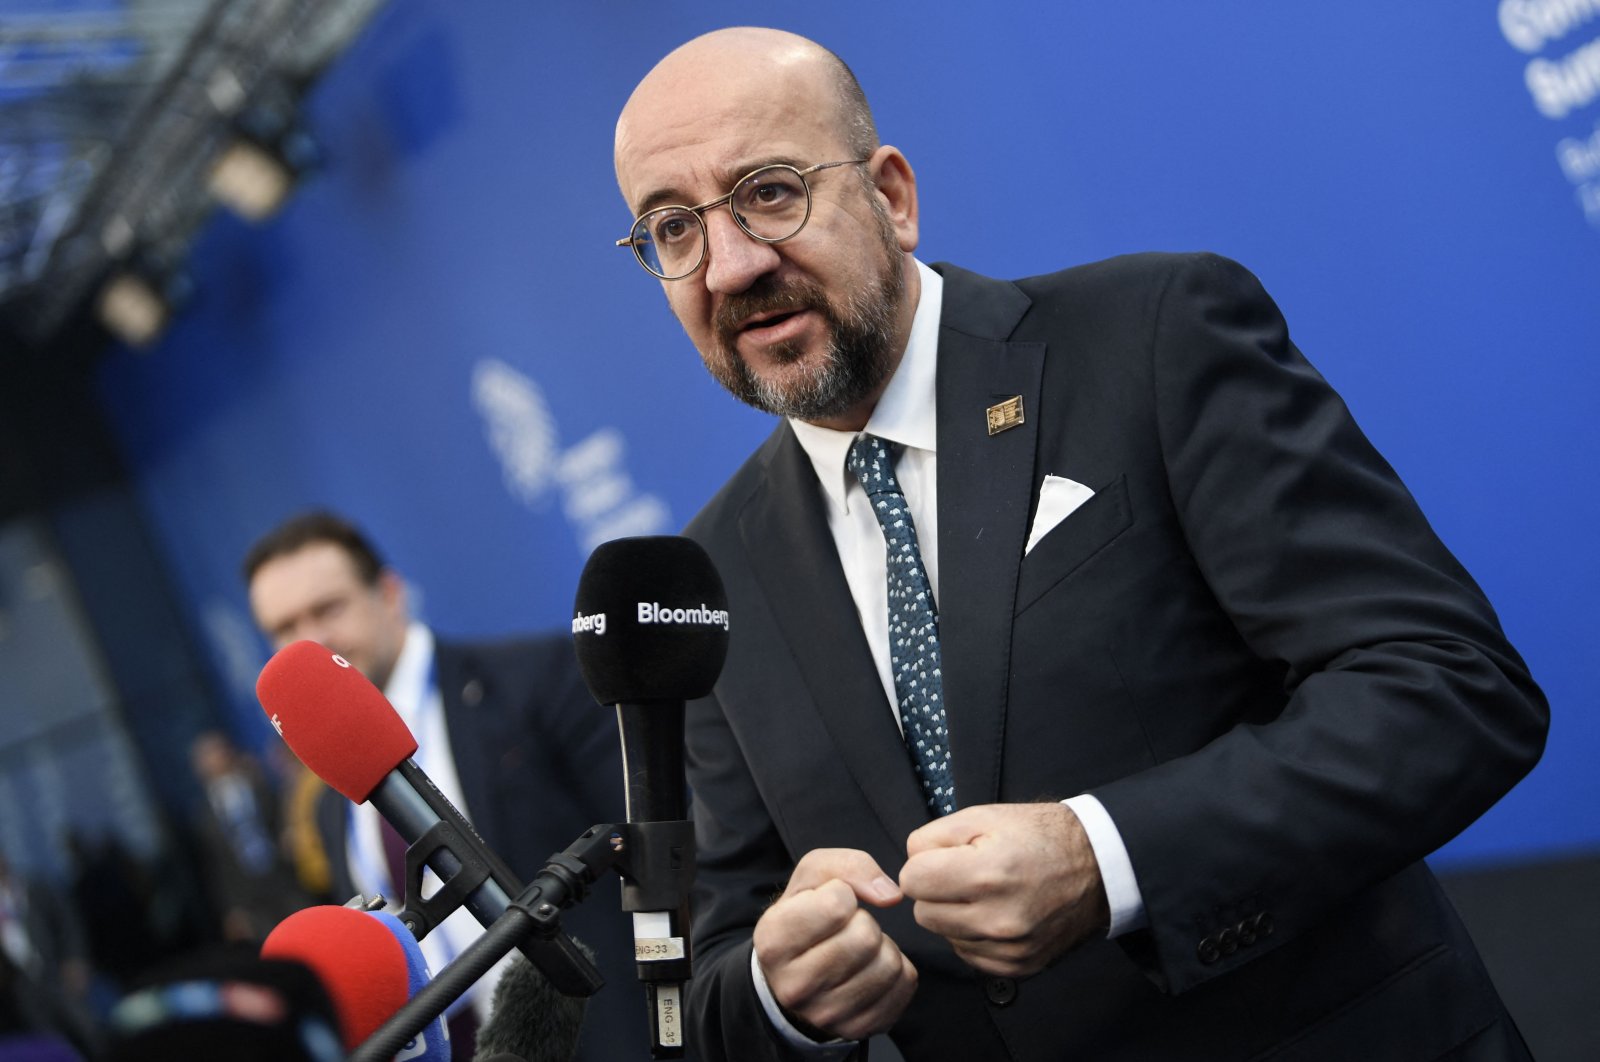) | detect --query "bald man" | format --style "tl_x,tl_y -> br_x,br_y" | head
614,27 -> 1546,1061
